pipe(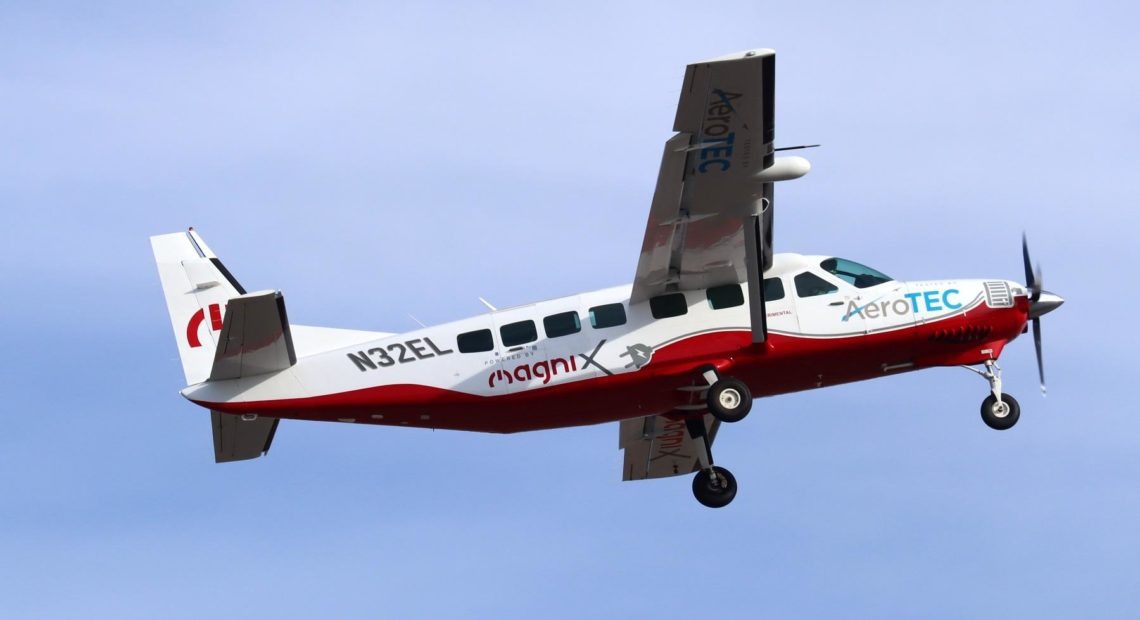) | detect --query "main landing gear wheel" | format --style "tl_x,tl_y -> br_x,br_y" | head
692,466 -> 738,508
707,378 -> 753,423
981,393 -> 1020,430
